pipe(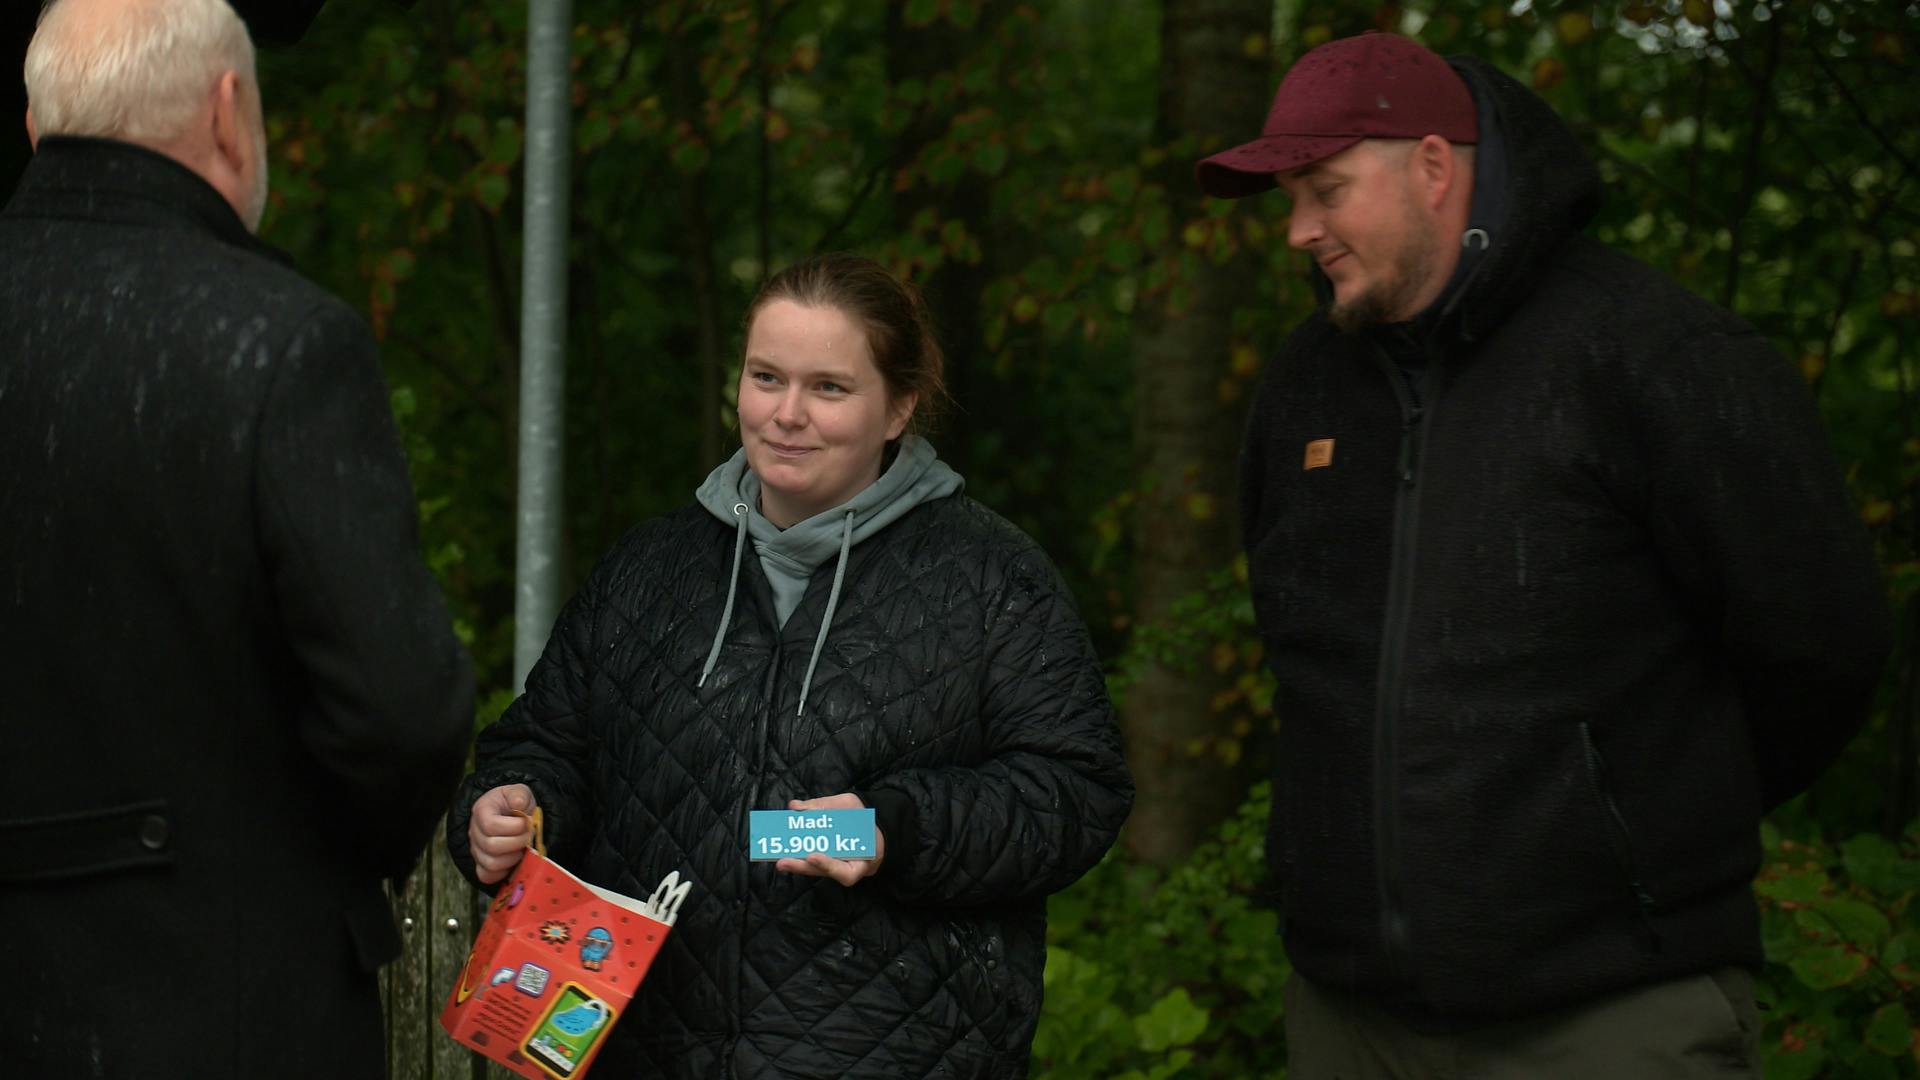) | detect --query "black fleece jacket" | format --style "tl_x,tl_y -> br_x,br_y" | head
1239,56 -> 1890,1024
